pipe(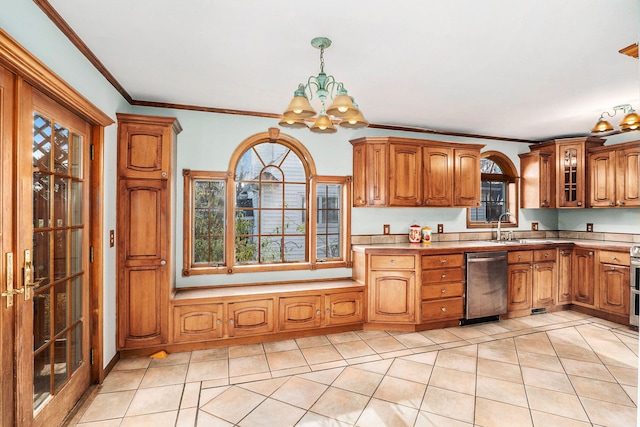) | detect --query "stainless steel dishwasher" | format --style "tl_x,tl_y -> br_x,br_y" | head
465,251 -> 508,321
